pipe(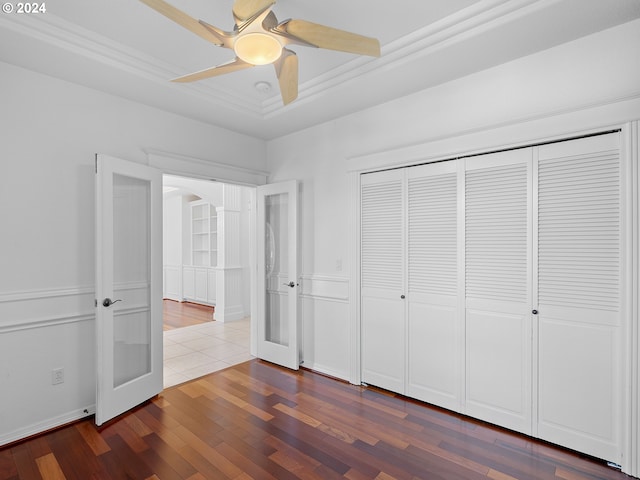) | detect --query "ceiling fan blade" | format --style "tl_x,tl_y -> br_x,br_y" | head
233,0 -> 275,24
139,0 -> 224,45
171,58 -> 253,83
274,48 -> 298,105
281,19 -> 380,57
